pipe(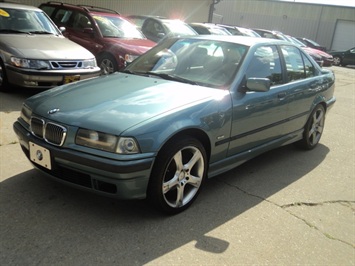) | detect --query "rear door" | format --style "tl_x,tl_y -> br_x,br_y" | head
279,45 -> 323,133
